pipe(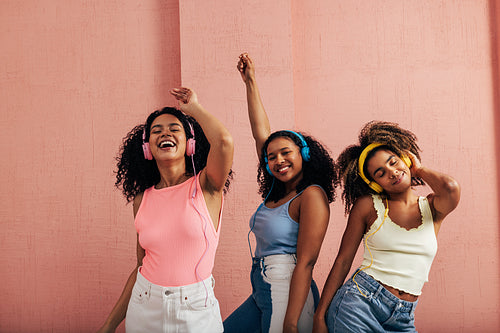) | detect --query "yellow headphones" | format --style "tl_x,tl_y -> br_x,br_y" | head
358,143 -> 412,193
